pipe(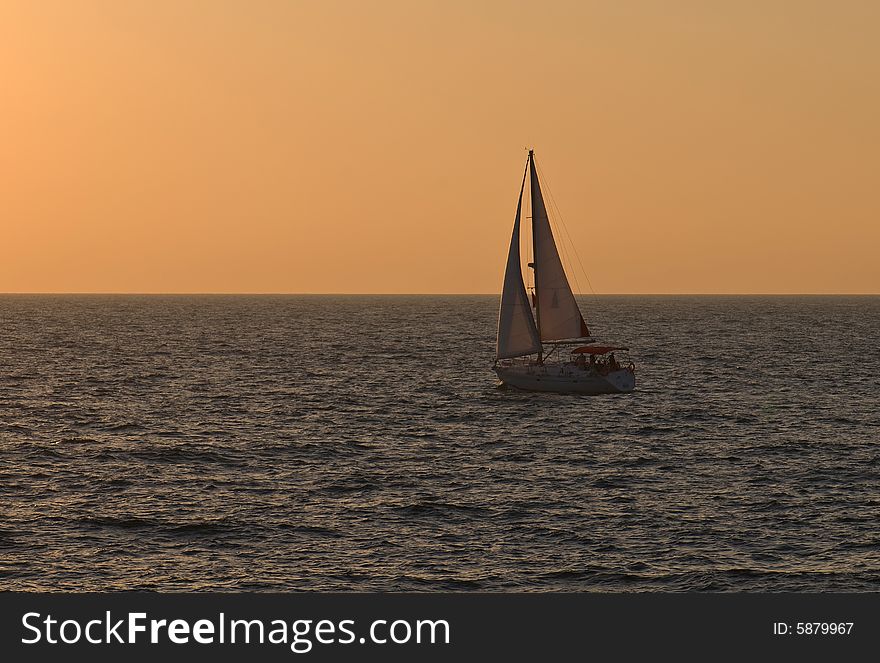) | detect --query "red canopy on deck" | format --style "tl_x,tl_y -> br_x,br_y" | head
571,345 -> 628,355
